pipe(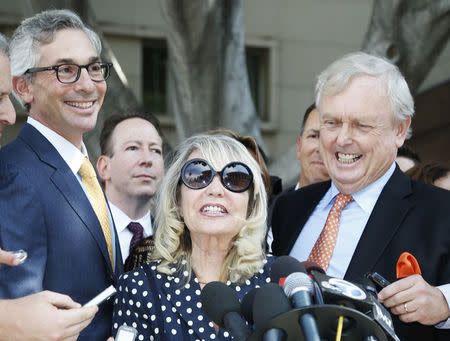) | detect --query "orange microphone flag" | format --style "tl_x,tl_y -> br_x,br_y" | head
396,252 -> 422,279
